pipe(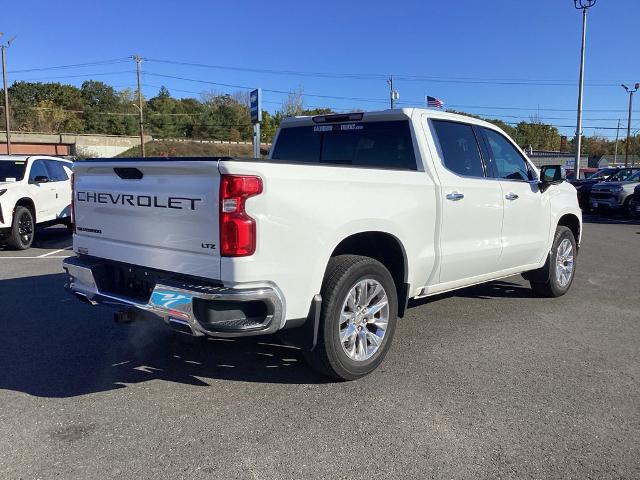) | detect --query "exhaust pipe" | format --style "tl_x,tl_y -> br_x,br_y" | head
168,317 -> 197,335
